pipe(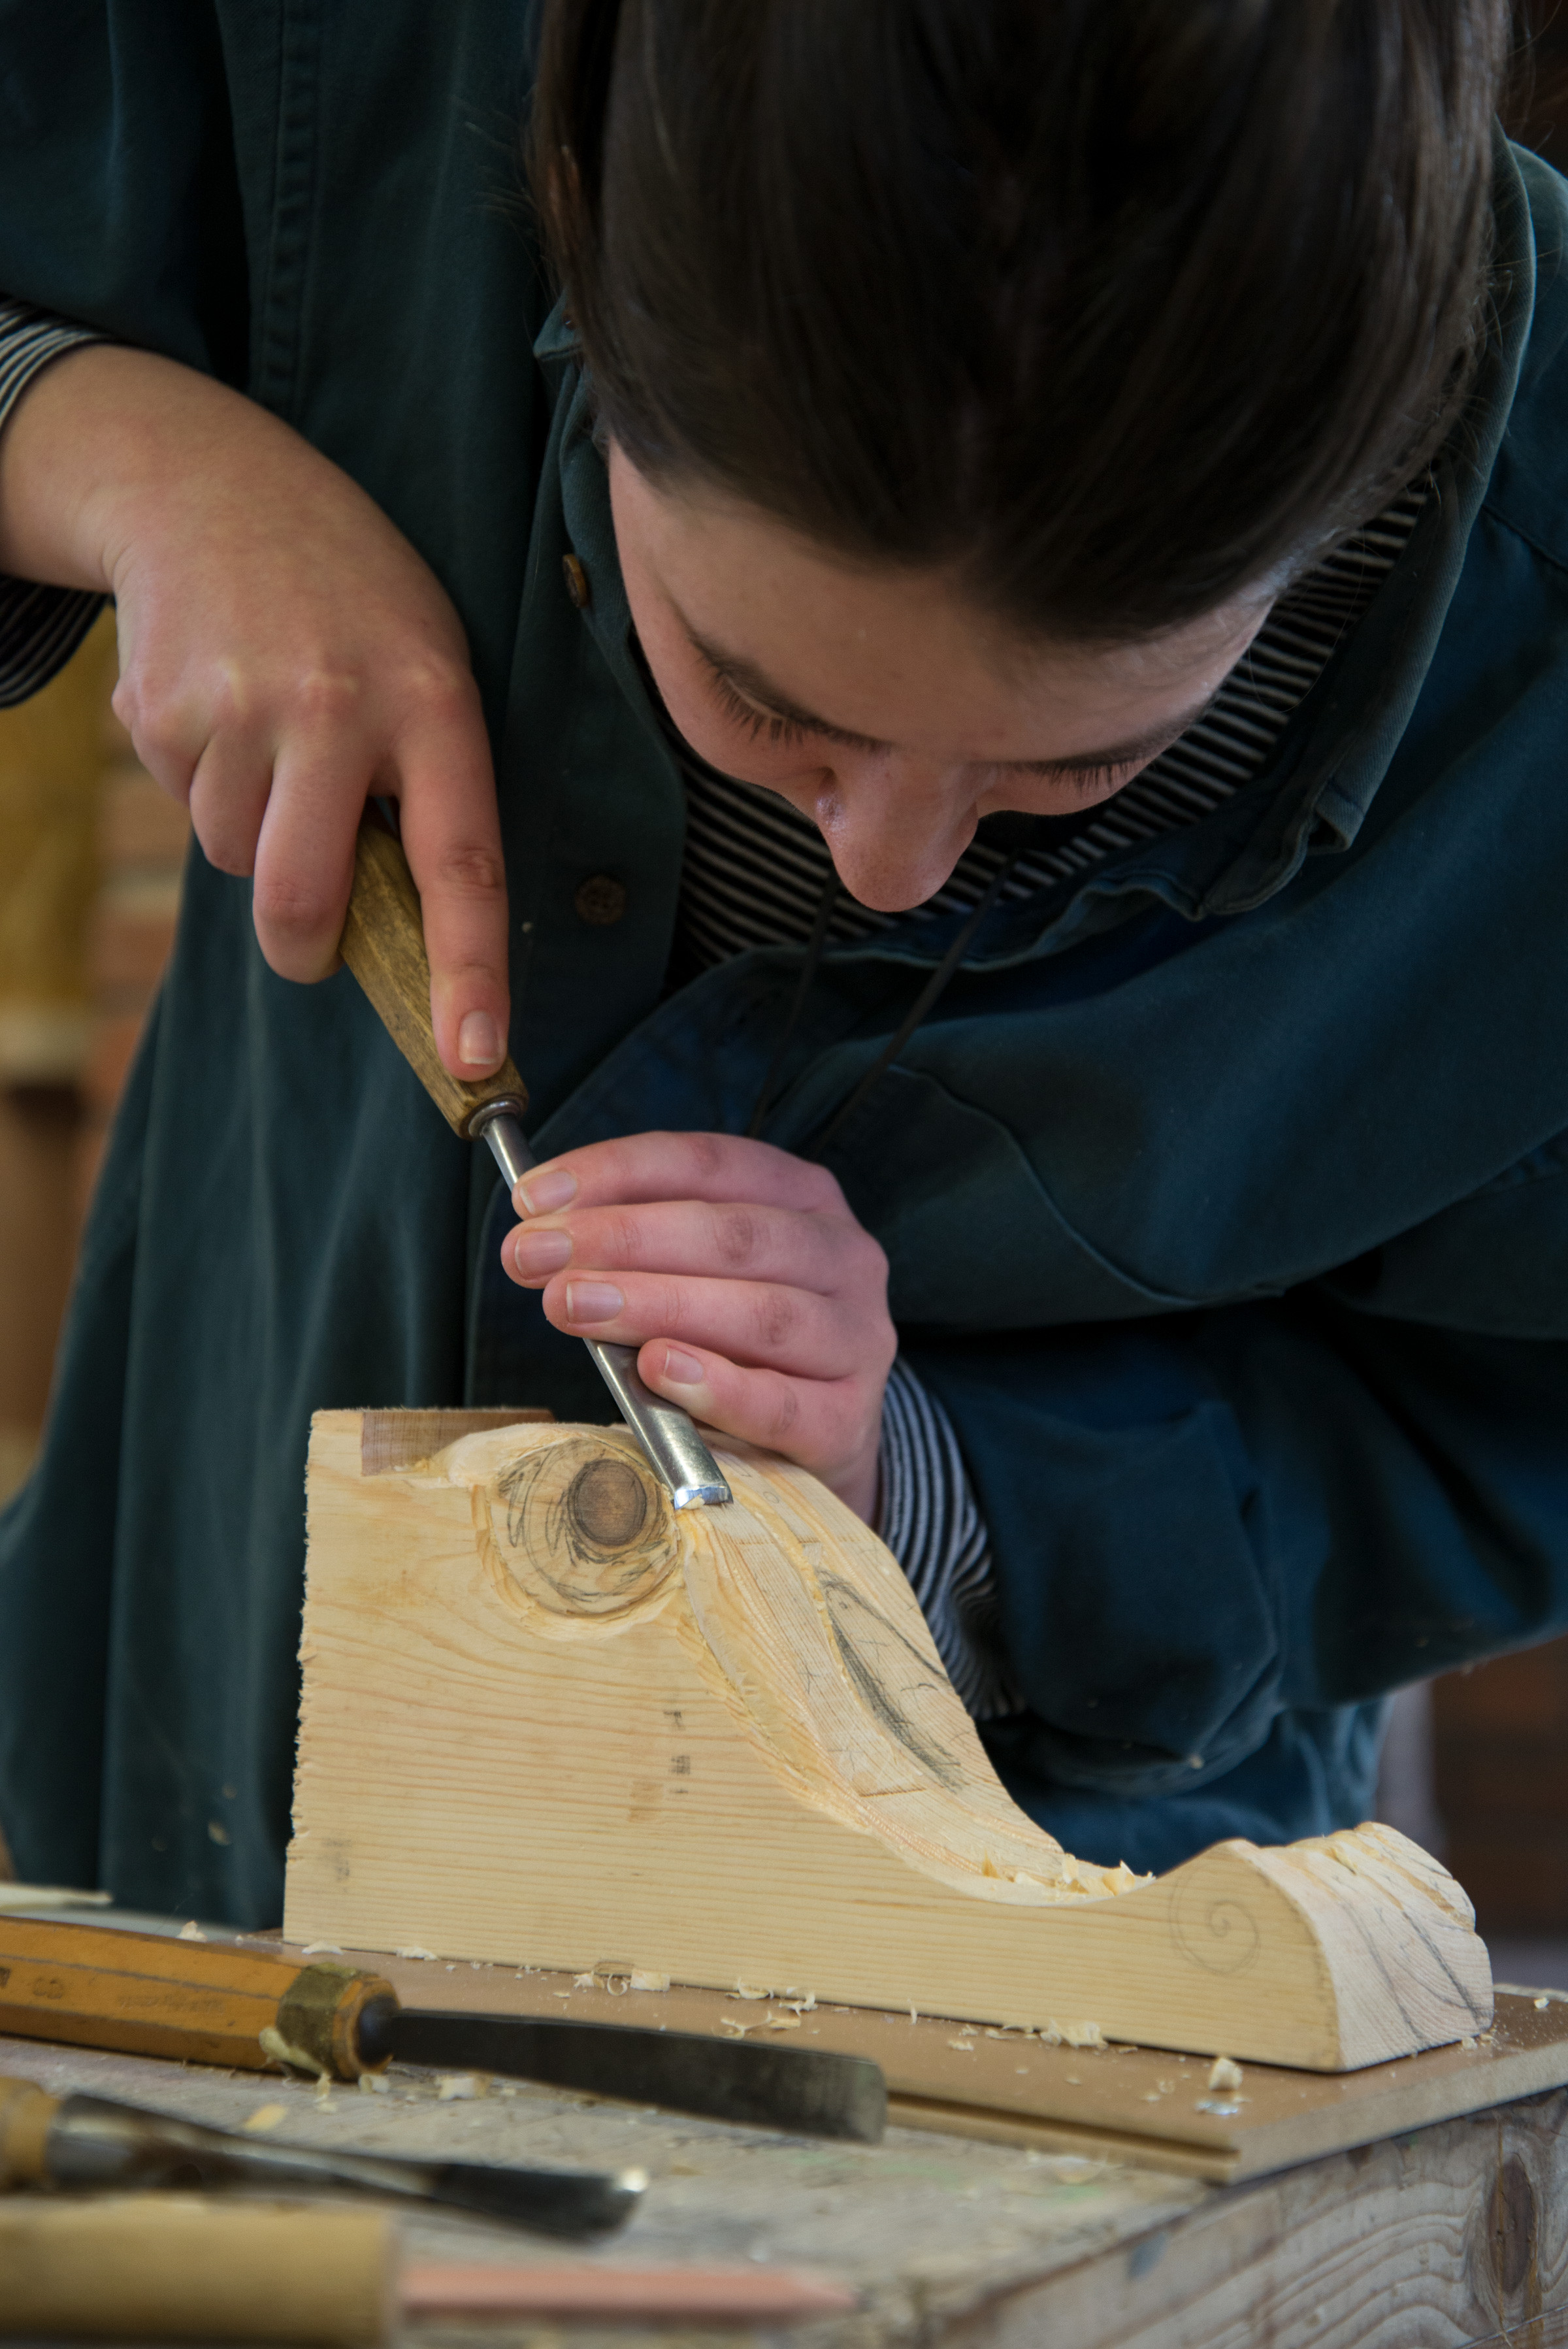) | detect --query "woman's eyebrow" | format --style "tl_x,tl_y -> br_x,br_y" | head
684,621 -> 1223,770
